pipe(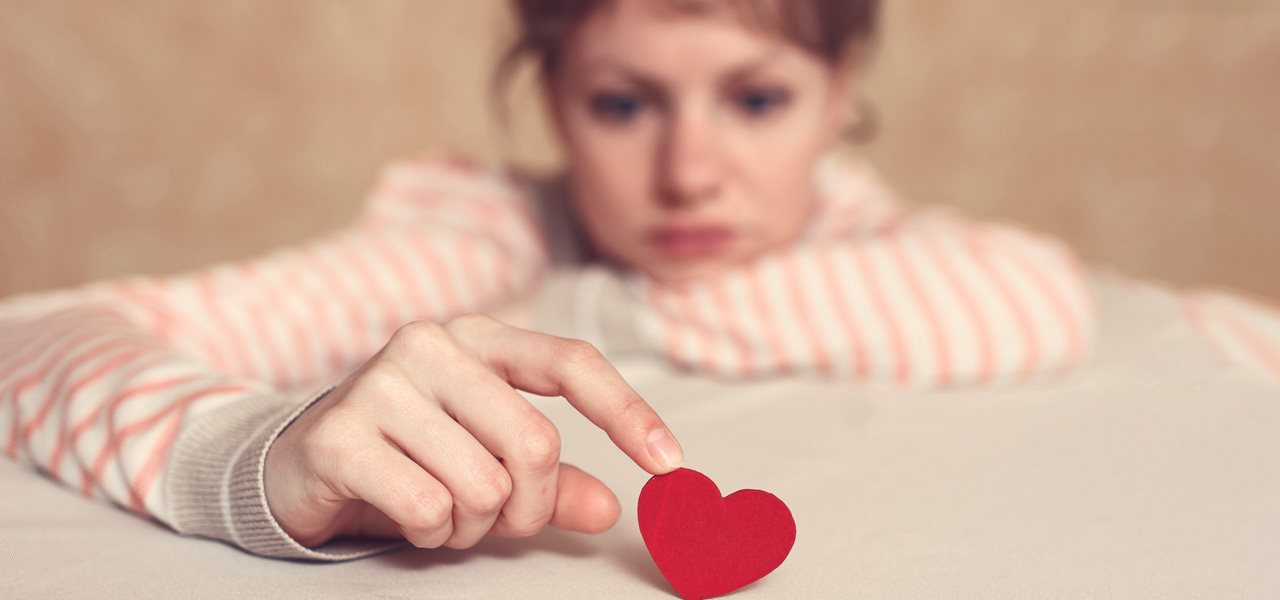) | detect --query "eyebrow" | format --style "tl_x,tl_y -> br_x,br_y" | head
582,51 -> 784,92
